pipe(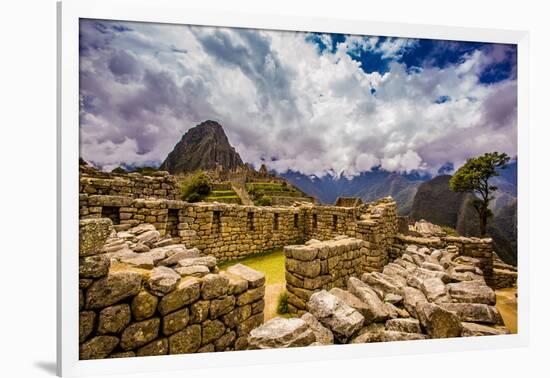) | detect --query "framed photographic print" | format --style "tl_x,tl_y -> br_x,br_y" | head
57,0 -> 529,376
